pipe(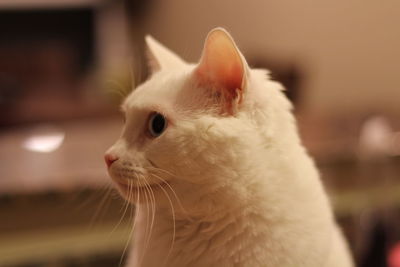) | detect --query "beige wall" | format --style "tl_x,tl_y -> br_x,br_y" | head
144,0 -> 400,116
